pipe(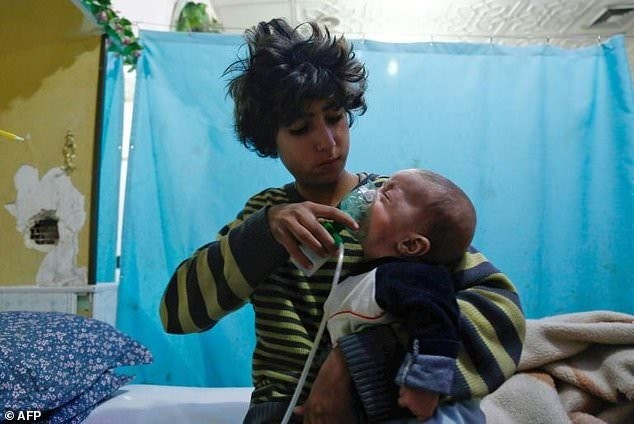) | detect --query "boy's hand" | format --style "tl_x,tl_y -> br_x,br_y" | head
294,346 -> 356,423
268,202 -> 358,270
398,386 -> 439,421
